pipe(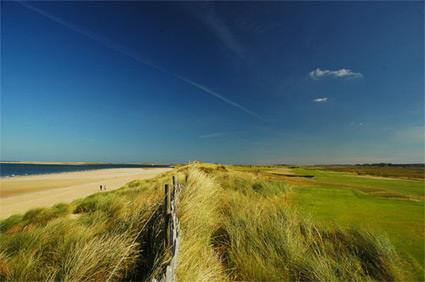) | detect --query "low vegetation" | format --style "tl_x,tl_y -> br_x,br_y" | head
1,163 -> 421,281
313,165 -> 424,180
175,164 -> 414,281
0,171 -> 174,281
